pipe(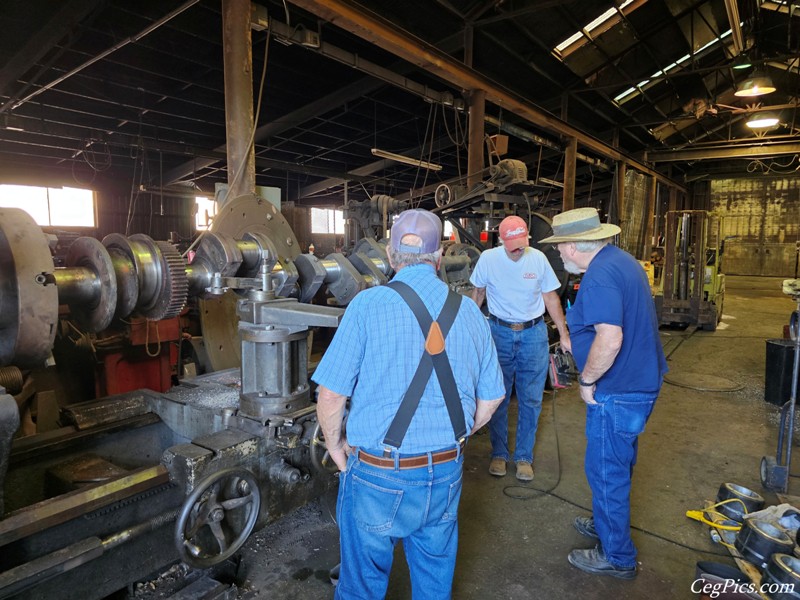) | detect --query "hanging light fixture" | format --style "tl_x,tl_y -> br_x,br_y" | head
746,112 -> 779,129
370,148 -> 442,171
732,53 -> 753,70
734,70 -> 776,97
